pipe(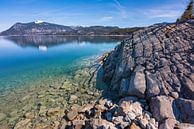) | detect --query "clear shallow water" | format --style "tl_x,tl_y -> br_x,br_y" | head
0,36 -> 121,96
0,36 -> 125,128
